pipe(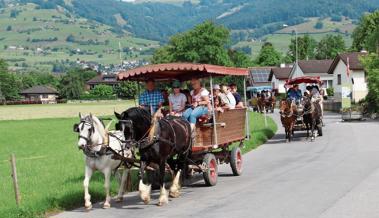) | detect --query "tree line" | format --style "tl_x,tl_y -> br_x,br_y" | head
0,61 -> 137,102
